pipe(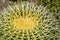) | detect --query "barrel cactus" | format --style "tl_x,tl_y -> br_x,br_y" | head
0,2 -> 60,40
